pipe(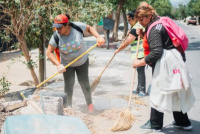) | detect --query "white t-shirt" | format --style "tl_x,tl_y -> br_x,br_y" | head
49,22 -> 87,67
